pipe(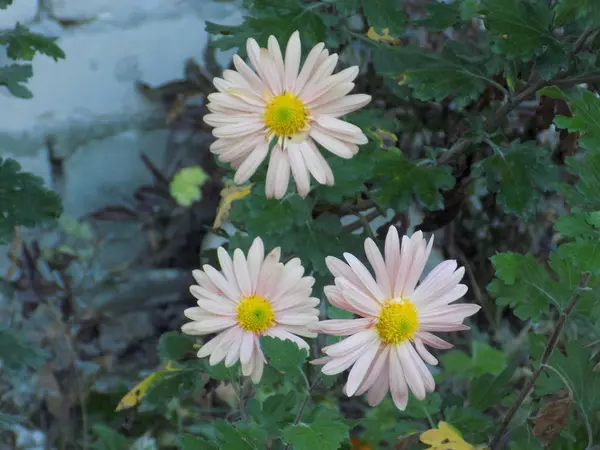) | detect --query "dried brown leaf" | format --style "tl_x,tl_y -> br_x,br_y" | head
531,390 -> 573,446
